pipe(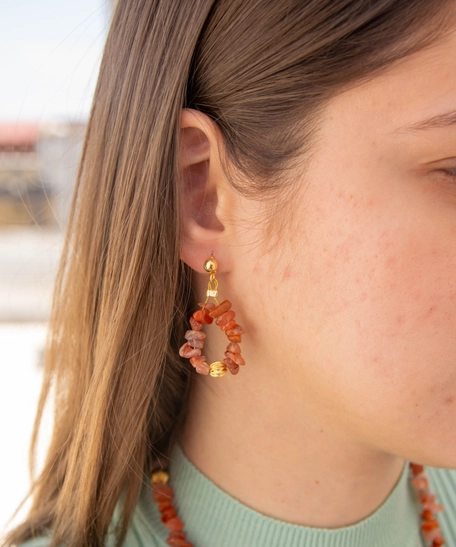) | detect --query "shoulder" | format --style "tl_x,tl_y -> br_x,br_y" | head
427,465 -> 456,544
10,487 -> 165,547
13,518 -> 165,547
